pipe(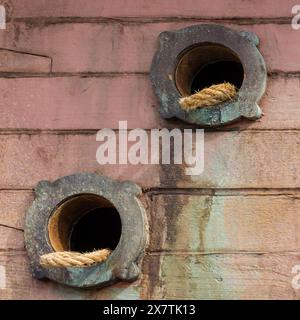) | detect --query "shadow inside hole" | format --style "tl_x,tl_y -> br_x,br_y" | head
48,194 -> 122,254
175,43 -> 244,96
70,207 -> 122,252
191,60 -> 244,93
